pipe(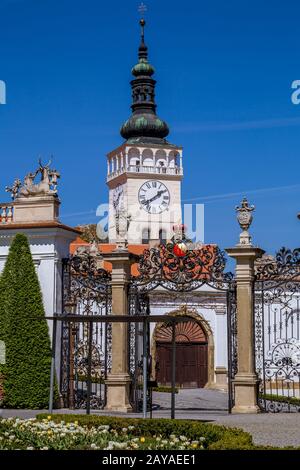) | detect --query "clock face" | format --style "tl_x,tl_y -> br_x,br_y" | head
113,184 -> 124,210
138,181 -> 170,214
